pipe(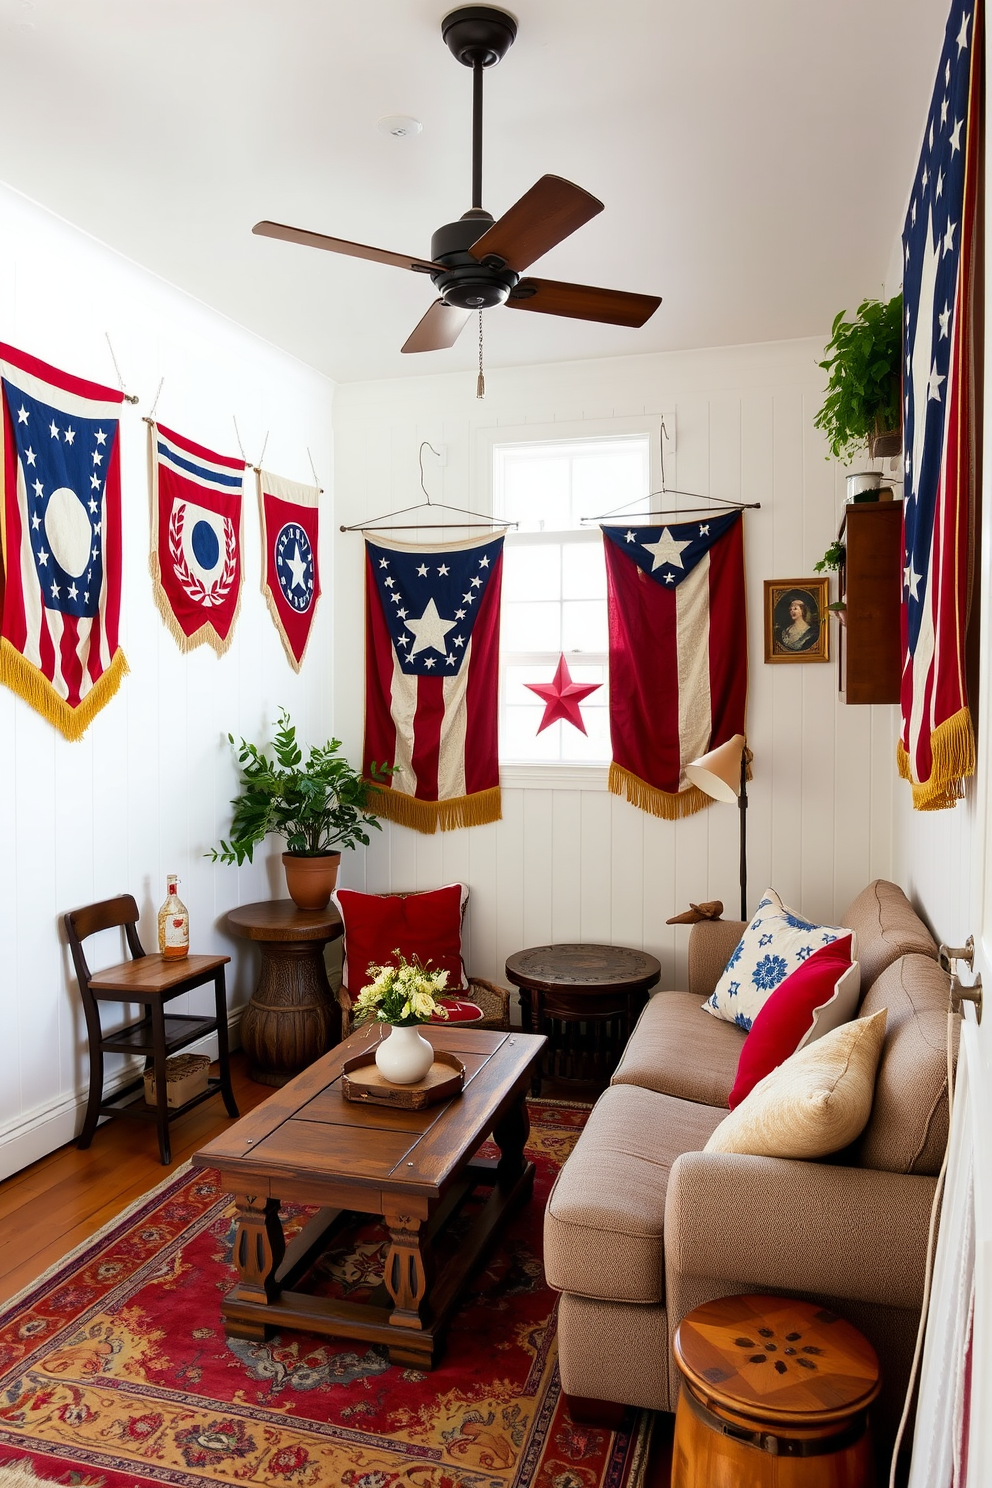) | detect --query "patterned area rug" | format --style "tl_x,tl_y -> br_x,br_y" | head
0,1101 -> 650,1488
